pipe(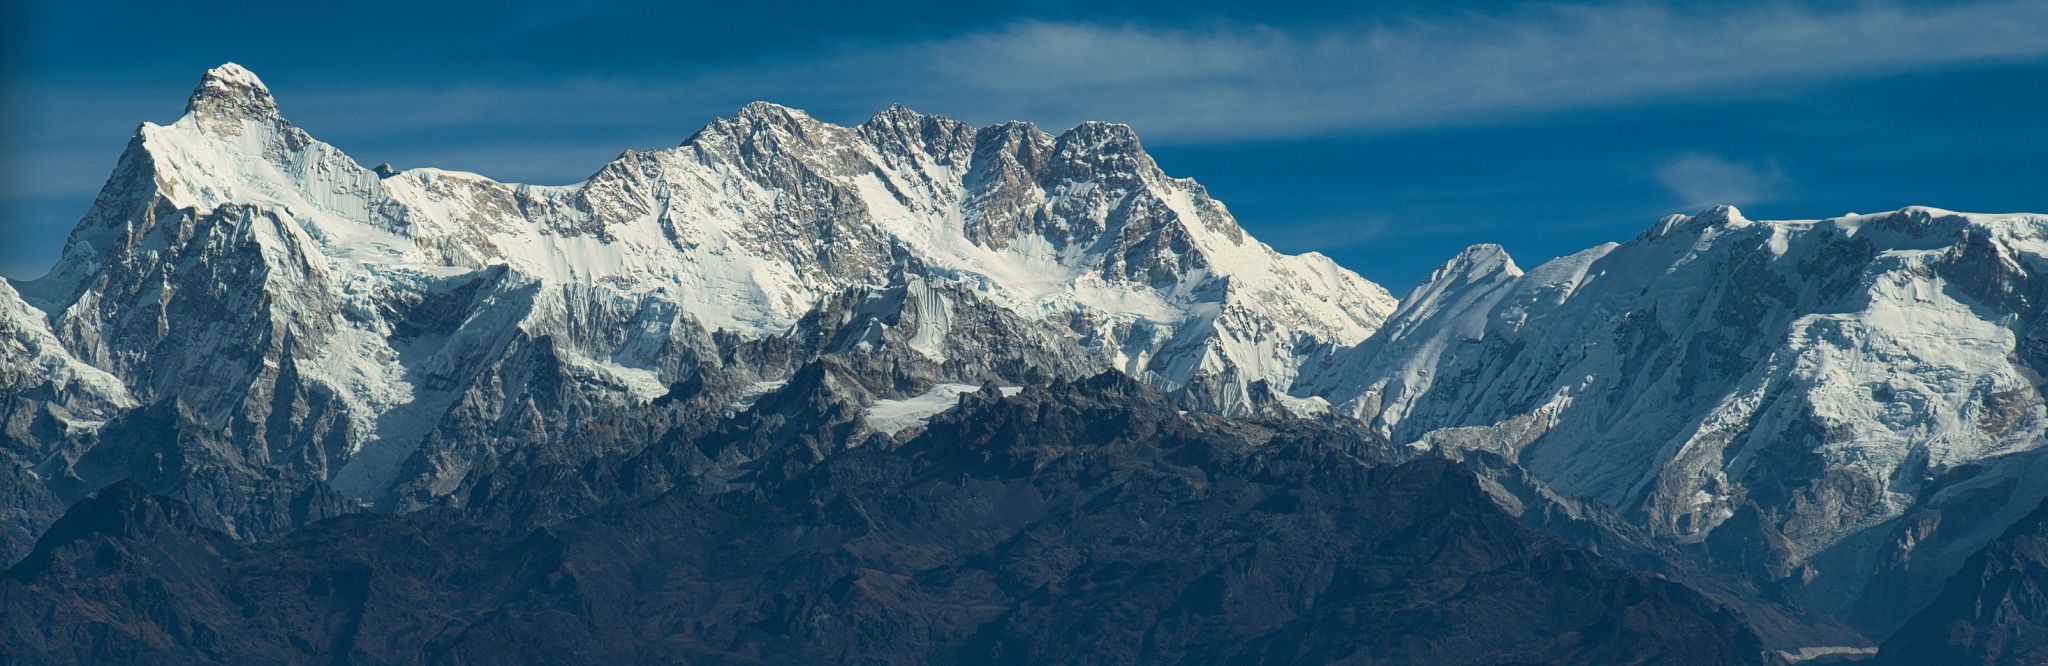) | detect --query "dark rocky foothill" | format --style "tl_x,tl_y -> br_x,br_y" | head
4,376 -> 1780,664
